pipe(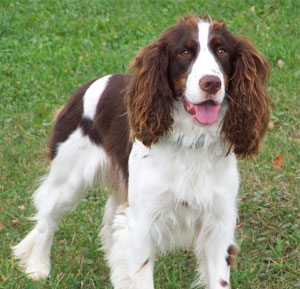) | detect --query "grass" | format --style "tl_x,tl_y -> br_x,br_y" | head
0,0 -> 299,288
